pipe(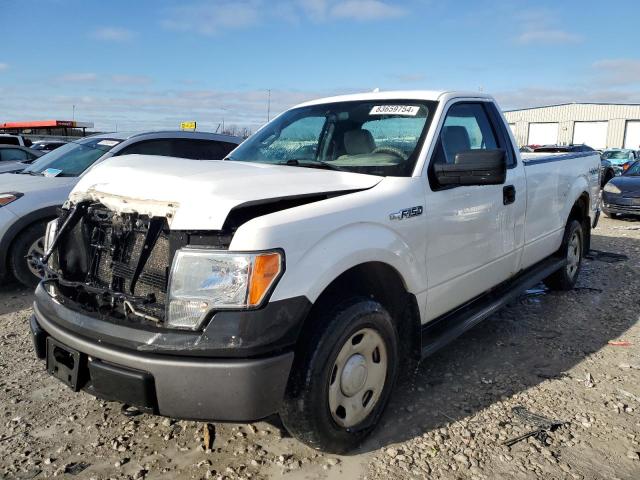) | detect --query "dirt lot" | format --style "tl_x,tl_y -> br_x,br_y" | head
1,216 -> 639,480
